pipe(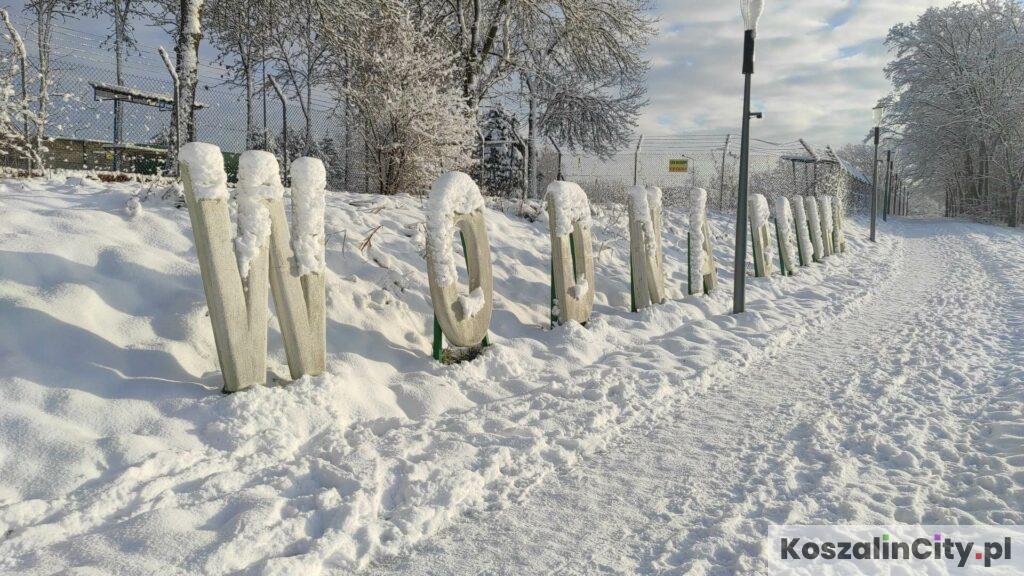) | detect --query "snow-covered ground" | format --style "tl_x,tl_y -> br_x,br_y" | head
0,176 -> 1021,574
